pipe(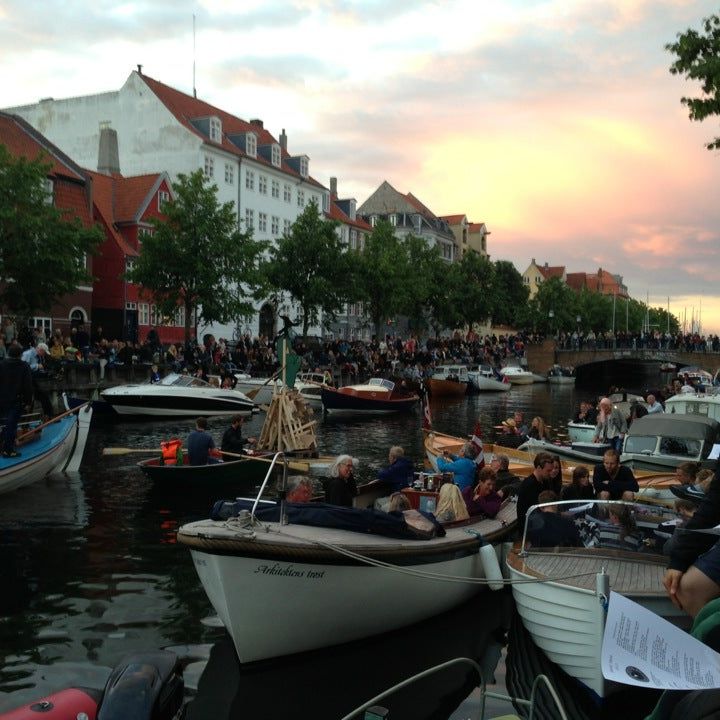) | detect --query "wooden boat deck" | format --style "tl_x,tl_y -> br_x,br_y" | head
507,546 -> 667,595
